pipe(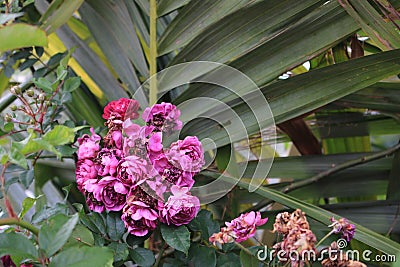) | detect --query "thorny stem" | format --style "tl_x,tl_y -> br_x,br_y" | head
153,239 -> 166,267
0,162 -> 16,218
315,229 -> 335,247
